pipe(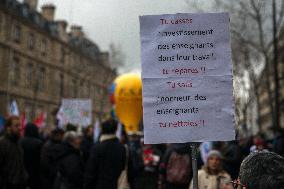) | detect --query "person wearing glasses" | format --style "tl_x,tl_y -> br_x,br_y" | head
238,151 -> 284,189
189,150 -> 232,189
